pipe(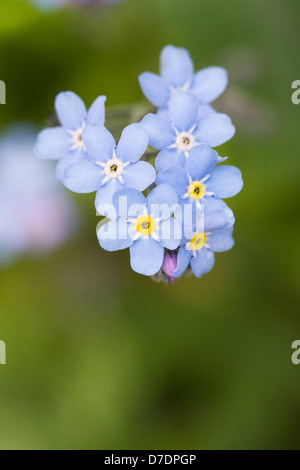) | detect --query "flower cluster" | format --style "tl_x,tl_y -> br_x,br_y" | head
35,45 -> 243,282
